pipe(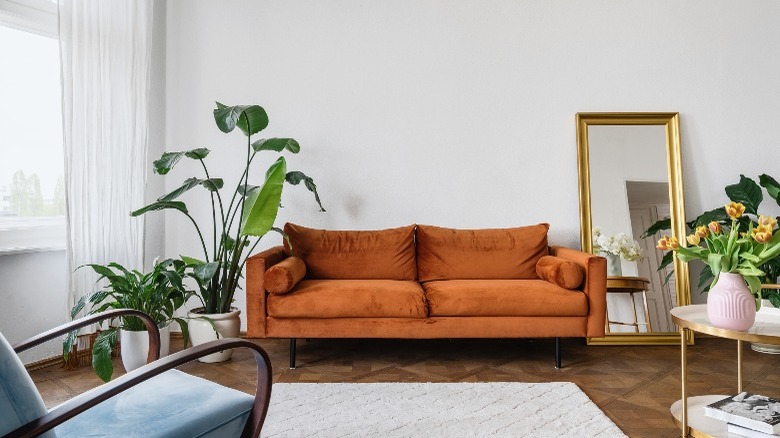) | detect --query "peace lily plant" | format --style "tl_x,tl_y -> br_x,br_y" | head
656,201 -> 780,308
63,259 -> 193,382
131,102 -> 324,316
